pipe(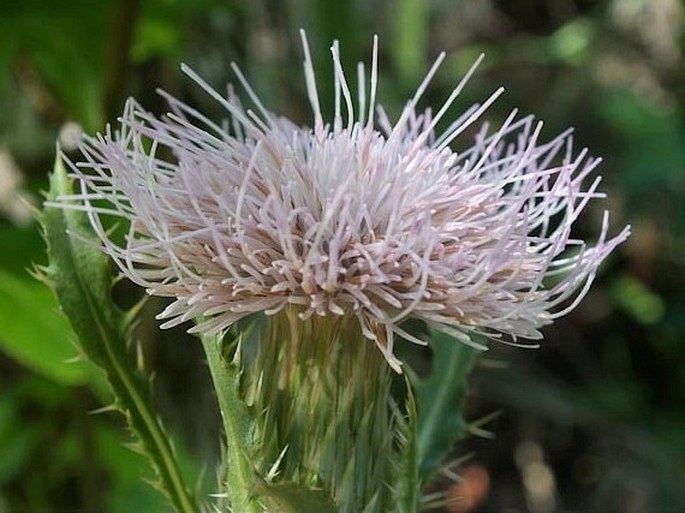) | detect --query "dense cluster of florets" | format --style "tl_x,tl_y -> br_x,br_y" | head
58,32 -> 629,370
